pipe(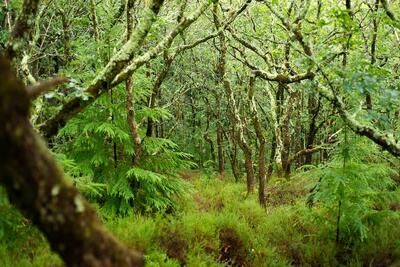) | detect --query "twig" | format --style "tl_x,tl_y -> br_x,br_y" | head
26,77 -> 69,99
